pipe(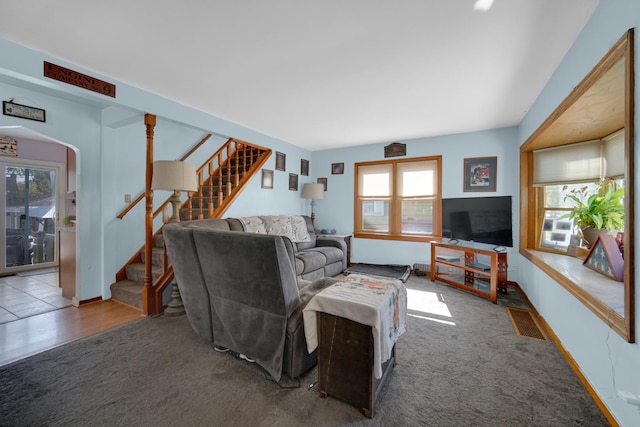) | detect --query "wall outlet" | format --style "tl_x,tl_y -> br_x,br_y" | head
124,193 -> 132,203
